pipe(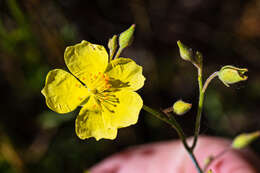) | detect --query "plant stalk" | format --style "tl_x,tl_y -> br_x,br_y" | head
202,72 -> 219,93
142,105 -> 203,173
191,68 -> 204,151
114,47 -> 123,59
188,149 -> 203,173
142,105 -> 189,150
